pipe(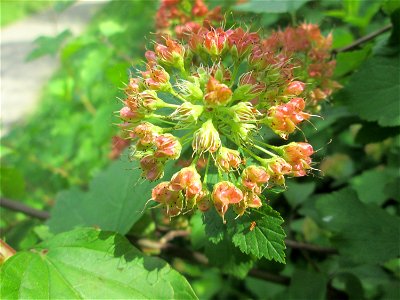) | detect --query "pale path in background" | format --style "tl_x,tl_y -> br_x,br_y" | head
0,0 -> 108,135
